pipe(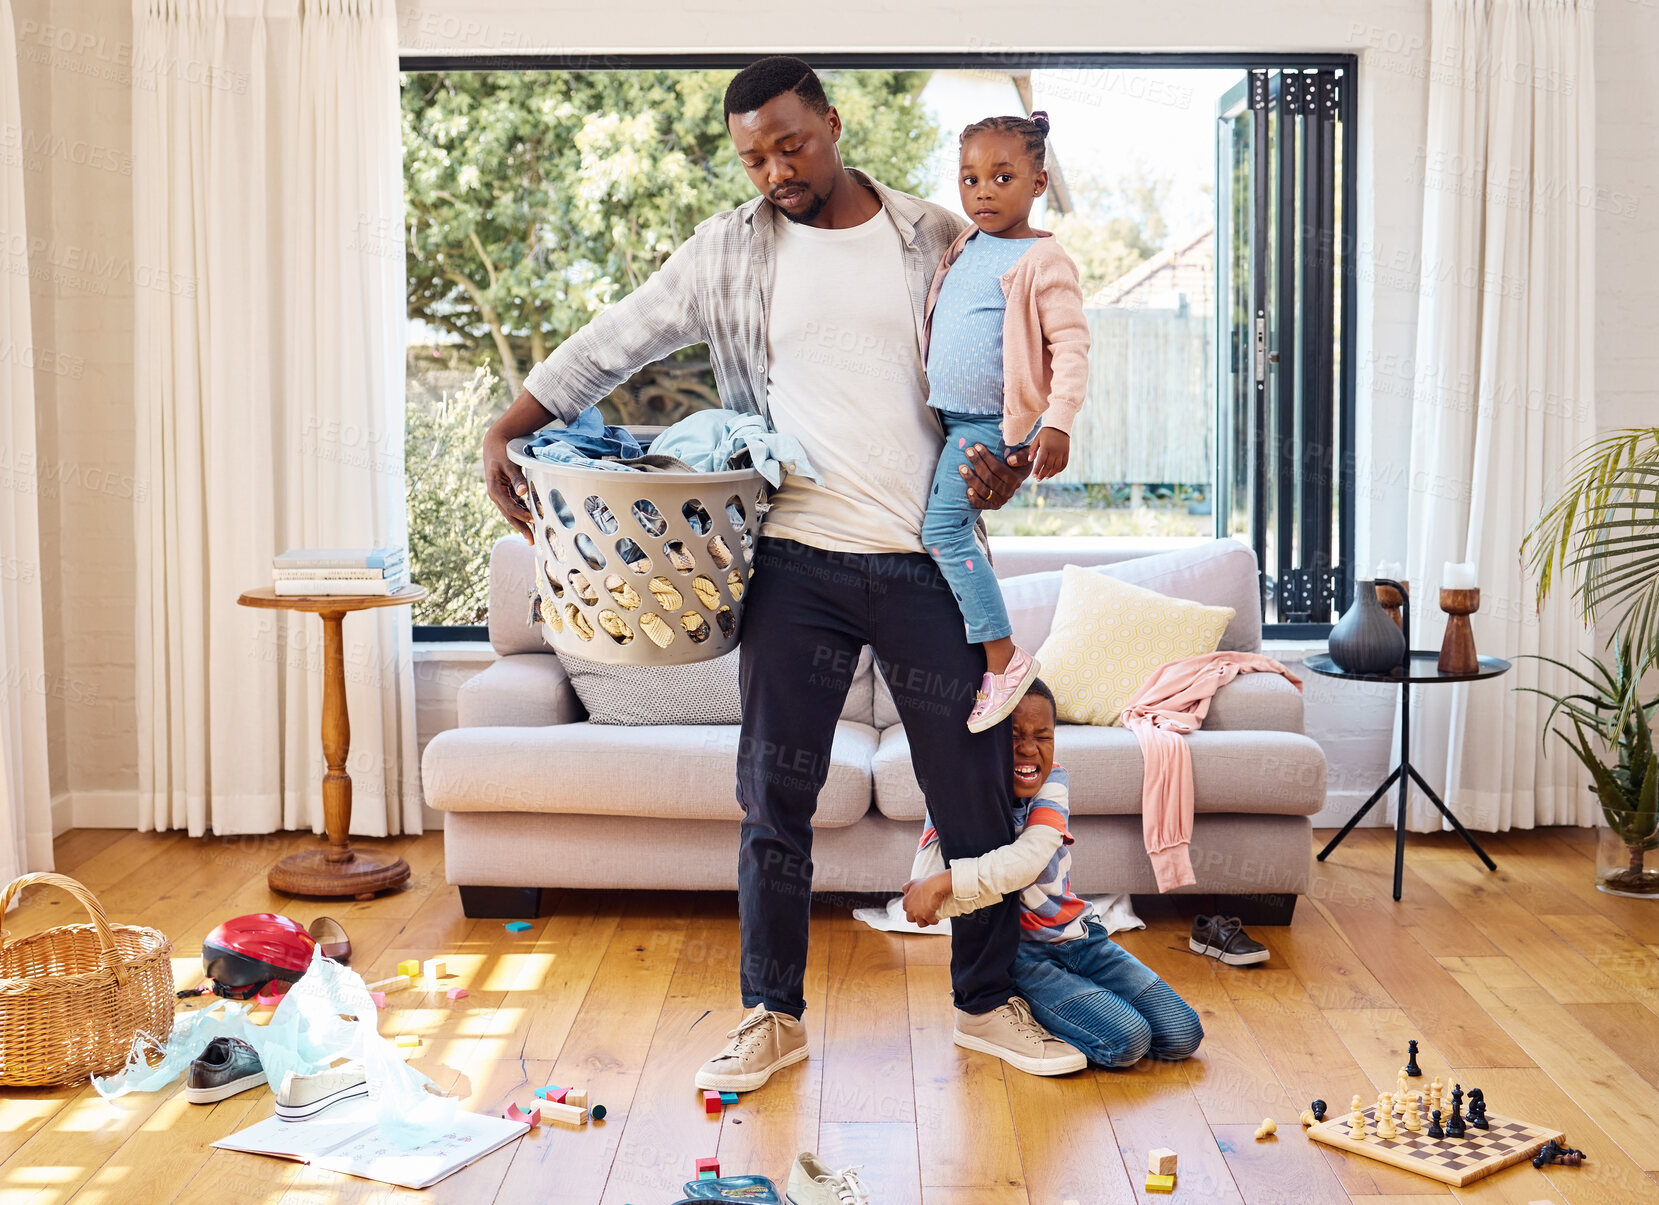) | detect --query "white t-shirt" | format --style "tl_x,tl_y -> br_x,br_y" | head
761,208 -> 942,555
